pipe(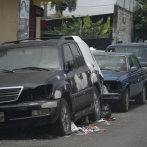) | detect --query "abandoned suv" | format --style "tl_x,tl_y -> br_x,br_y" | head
0,36 -> 103,136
